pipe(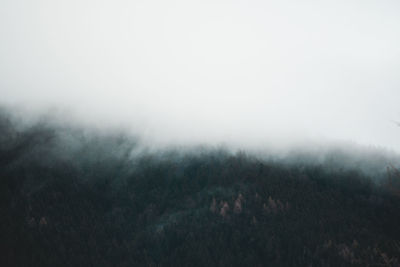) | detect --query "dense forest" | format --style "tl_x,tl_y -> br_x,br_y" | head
1,109 -> 400,267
